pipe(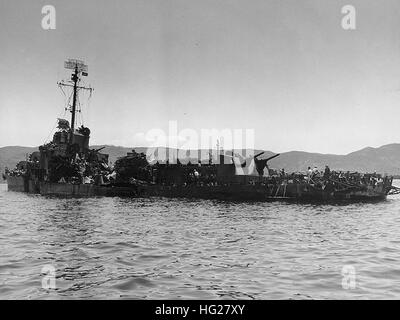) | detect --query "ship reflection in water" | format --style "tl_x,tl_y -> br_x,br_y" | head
2,182 -> 400,299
